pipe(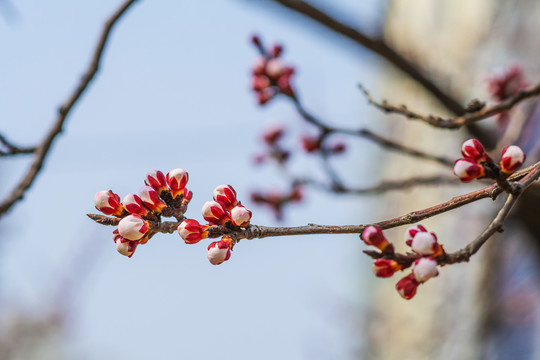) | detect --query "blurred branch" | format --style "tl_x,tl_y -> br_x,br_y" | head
0,133 -> 36,156
359,82 -> 540,129
0,0 -> 139,218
